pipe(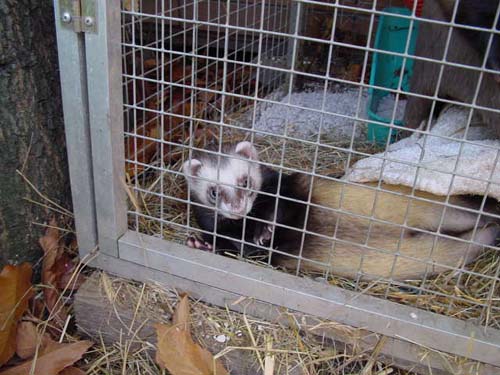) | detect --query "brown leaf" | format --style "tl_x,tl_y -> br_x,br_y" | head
197,91 -> 216,105
0,340 -> 92,375
143,59 -> 158,70
173,295 -> 190,329
123,0 -> 138,11
39,219 -> 61,279
155,324 -> 228,375
155,296 -> 228,375
59,366 -> 86,375
15,321 -> 37,359
39,337 -> 61,355
0,263 -> 33,366
42,287 -> 68,329
57,272 -> 86,291
15,321 -> 52,360
171,63 -> 192,83
31,299 -> 45,320
54,253 -> 85,291
39,219 -> 69,327
345,63 -> 362,82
